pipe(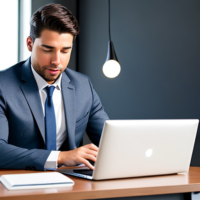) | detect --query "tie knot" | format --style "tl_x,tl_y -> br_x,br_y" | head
45,86 -> 55,97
